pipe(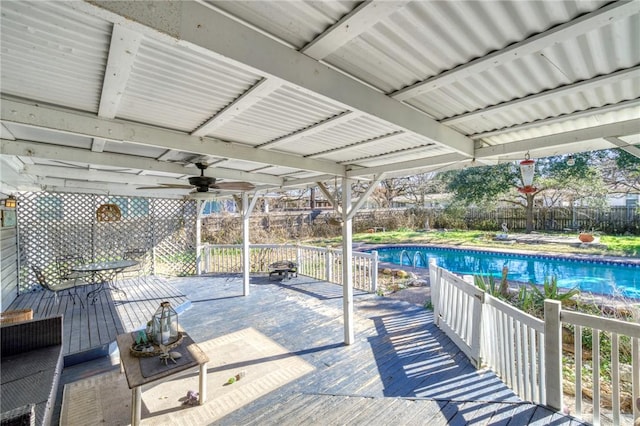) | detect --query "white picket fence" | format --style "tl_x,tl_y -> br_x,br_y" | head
430,259 -> 640,425
198,243 -> 378,293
